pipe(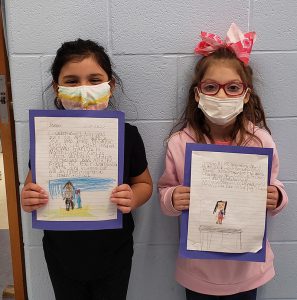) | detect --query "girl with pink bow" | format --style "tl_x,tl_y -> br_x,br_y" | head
158,23 -> 288,299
